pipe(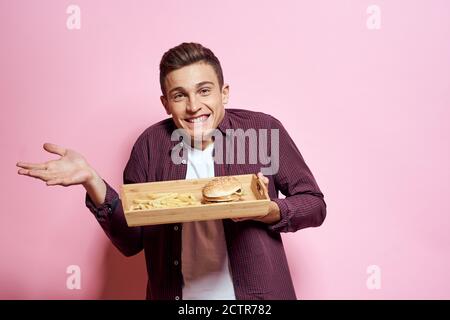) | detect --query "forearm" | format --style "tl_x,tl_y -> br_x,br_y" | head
84,178 -> 143,257
268,115 -> 327,233
257,201 -> 281,225
82,168 -> 107,207
269,193 -> 327,233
